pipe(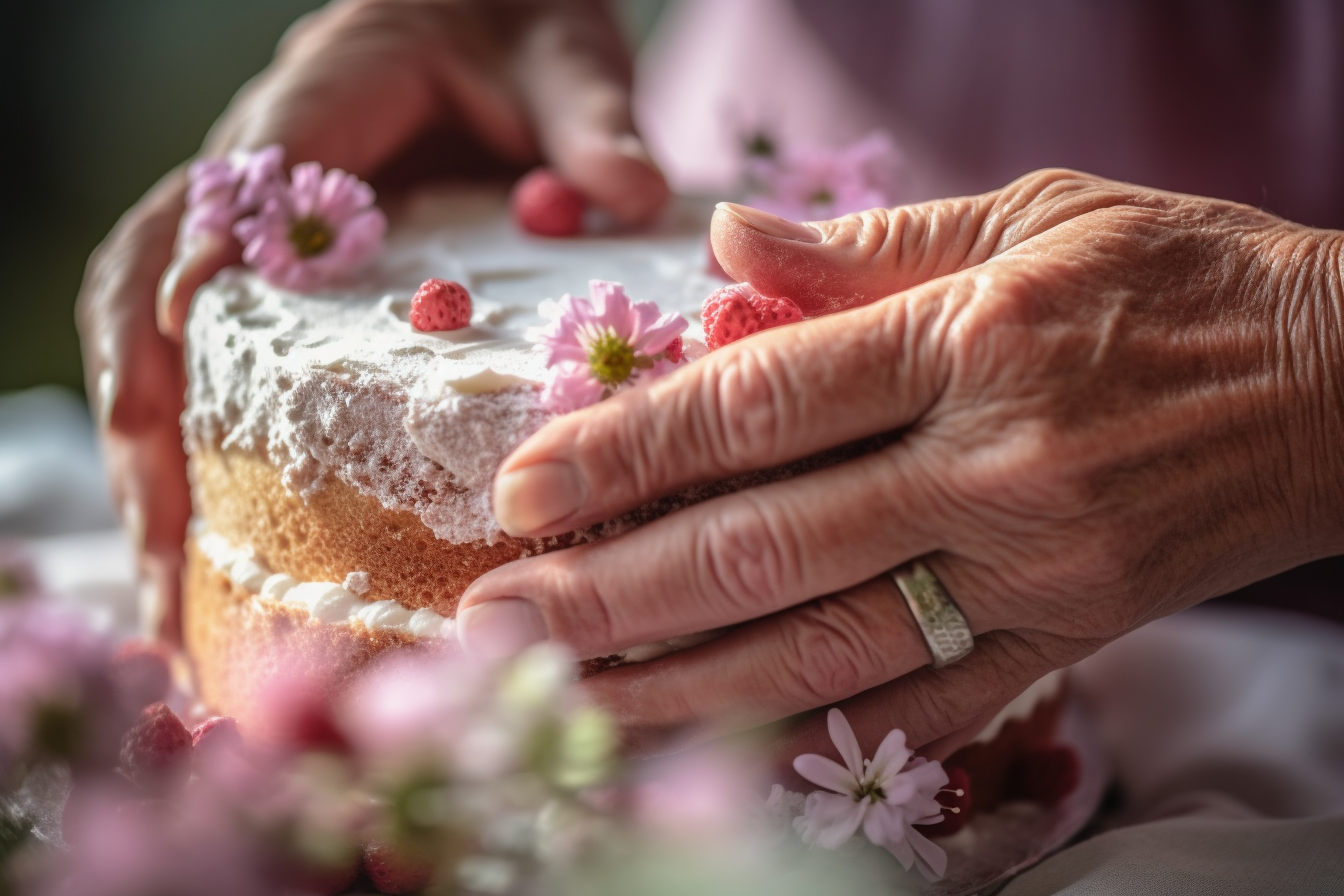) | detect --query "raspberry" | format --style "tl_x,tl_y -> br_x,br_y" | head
1010,744 -> 1081,808
918,766 -> 973,837
511,167 -> 587,237
191,716 -> 243,762
118,702 -> 193,793
112,640 -> 172,709
663,335 -> 684,363
409,279 -> 471,332
701,284 -> 762,350
362,838 -> 436,894
748,293 -> 804,327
